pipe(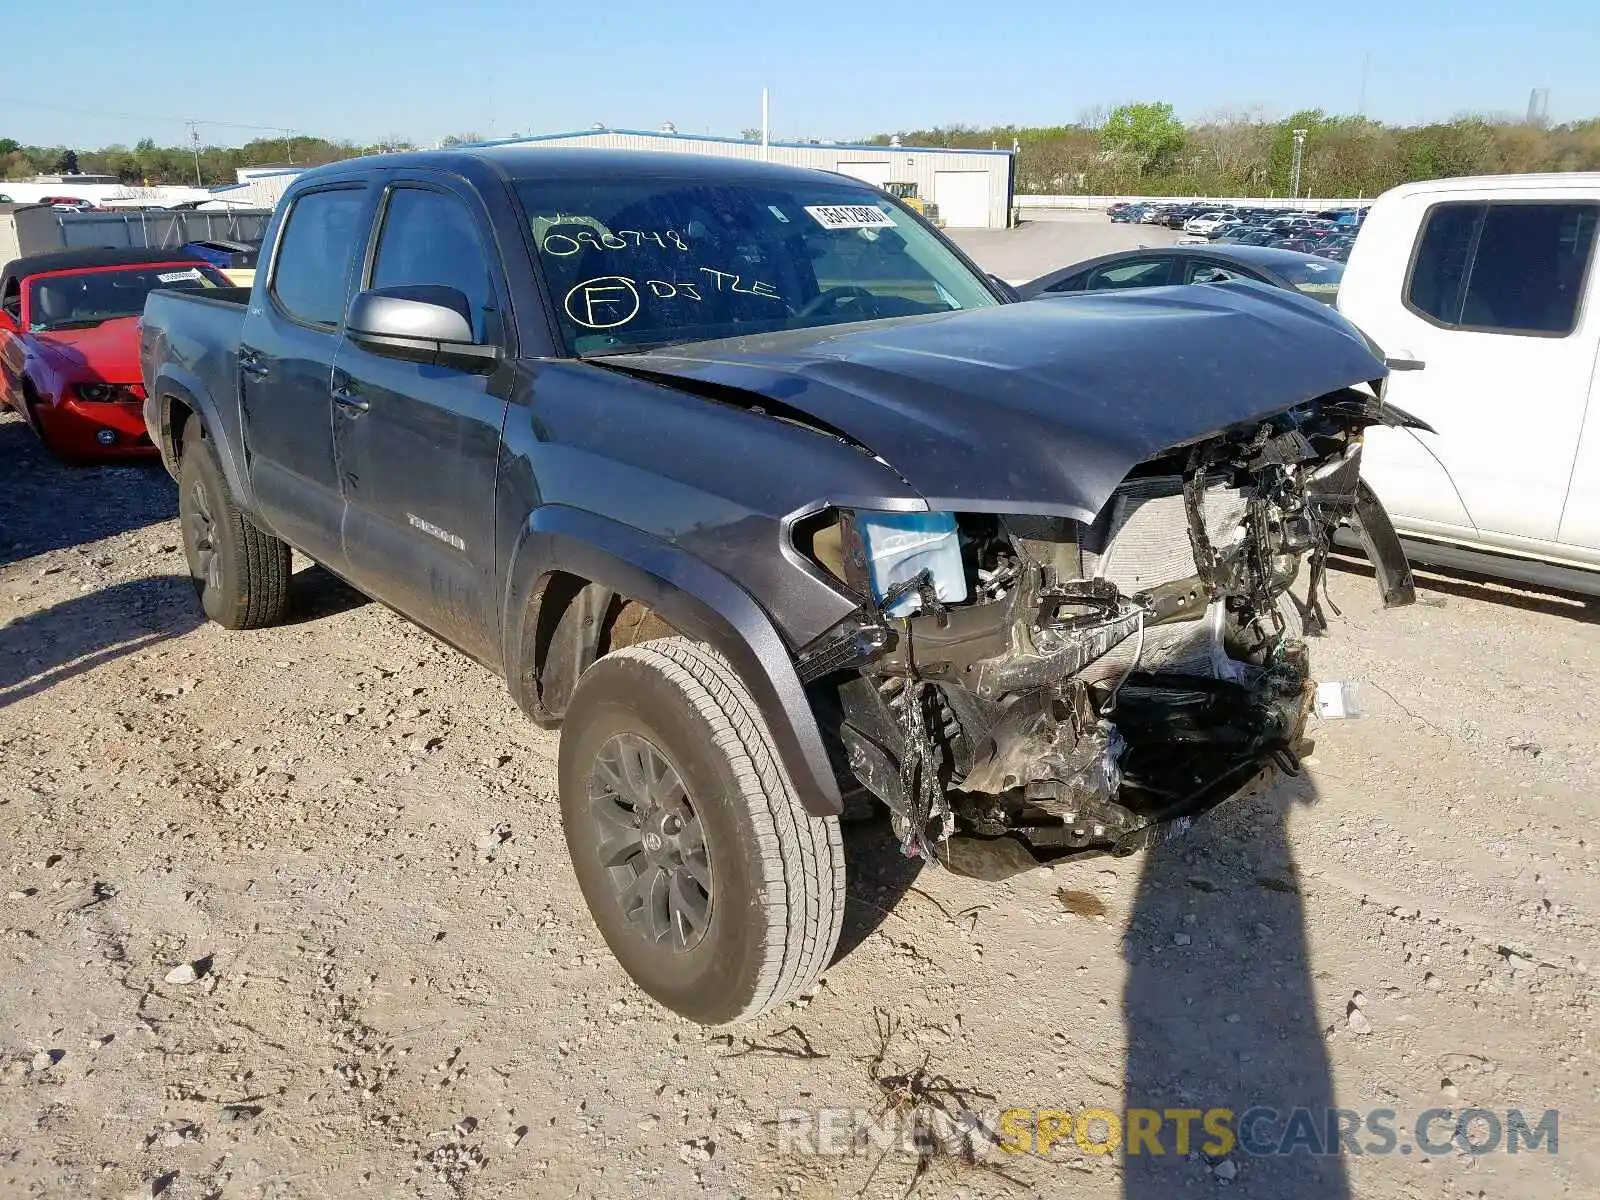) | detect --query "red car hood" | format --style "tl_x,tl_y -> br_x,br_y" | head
28,316 -> 143,384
